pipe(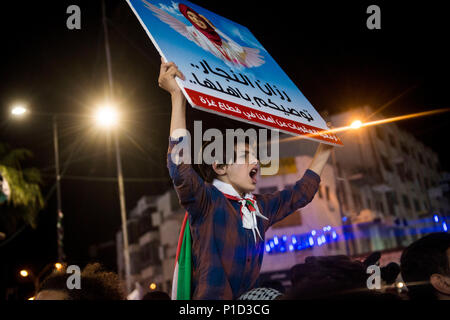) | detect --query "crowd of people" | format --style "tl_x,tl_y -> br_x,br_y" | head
33,232 -> 450,301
